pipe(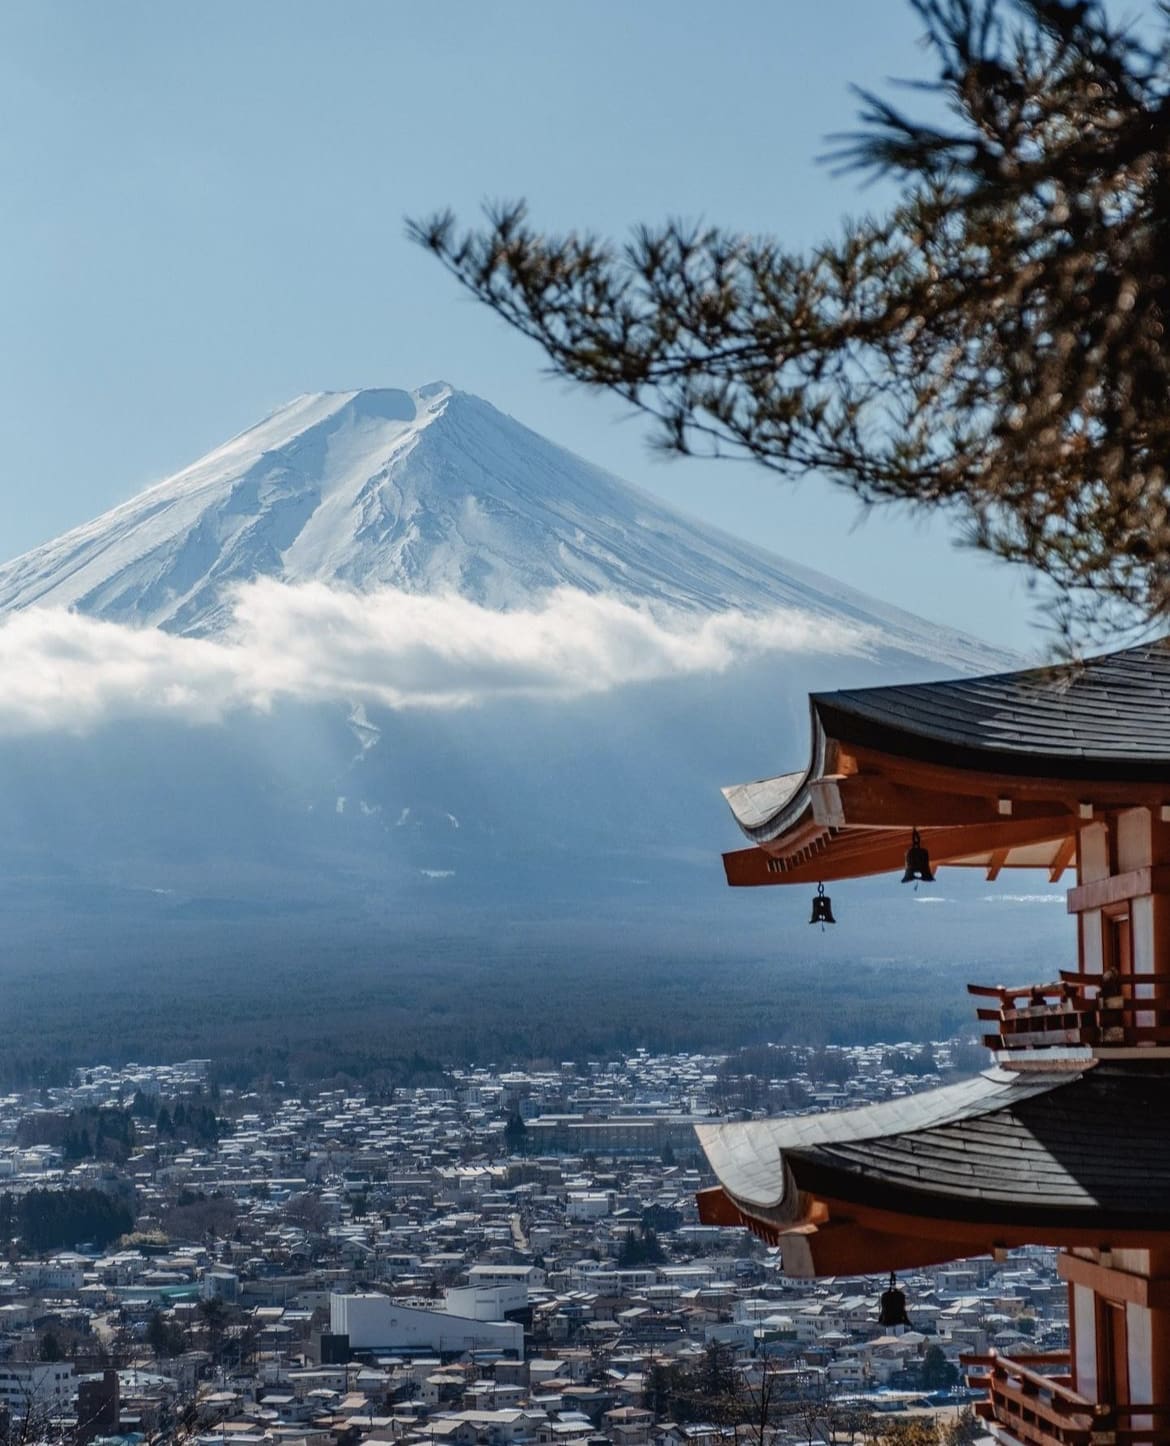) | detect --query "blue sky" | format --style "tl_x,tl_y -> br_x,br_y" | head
1,1 -> 1052,650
